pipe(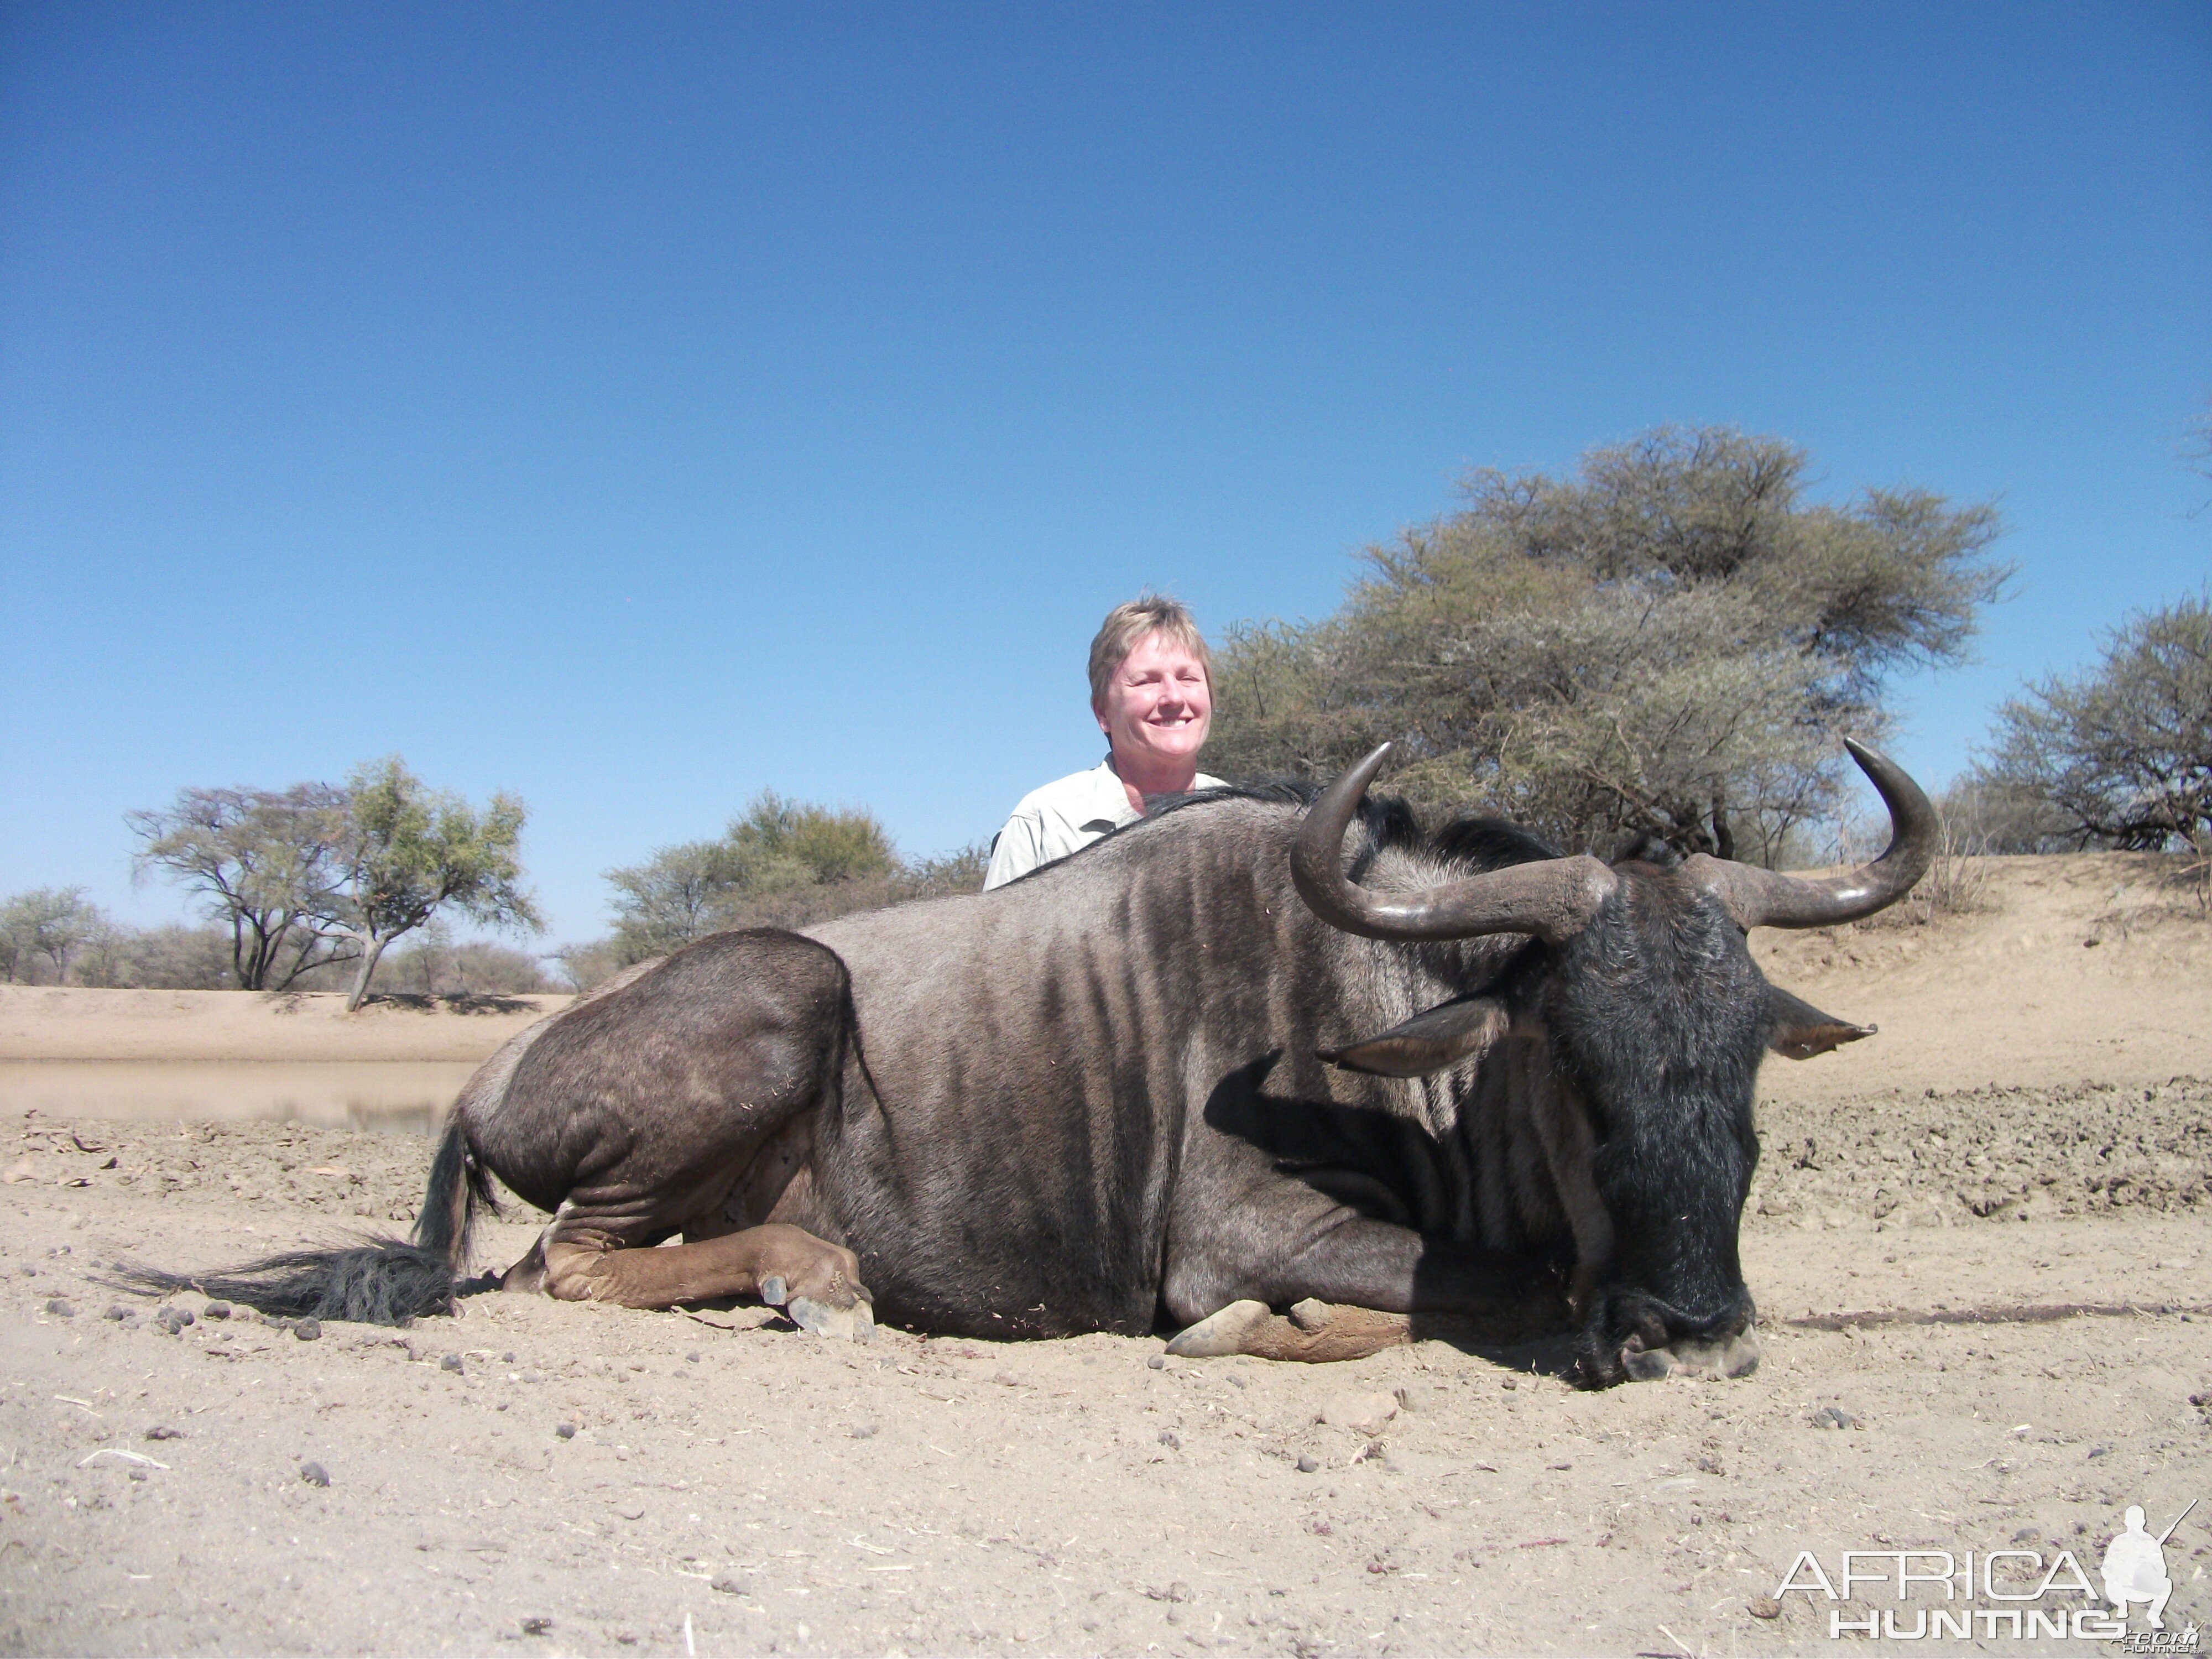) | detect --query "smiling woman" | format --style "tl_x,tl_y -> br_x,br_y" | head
982,596 -> 1227,889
